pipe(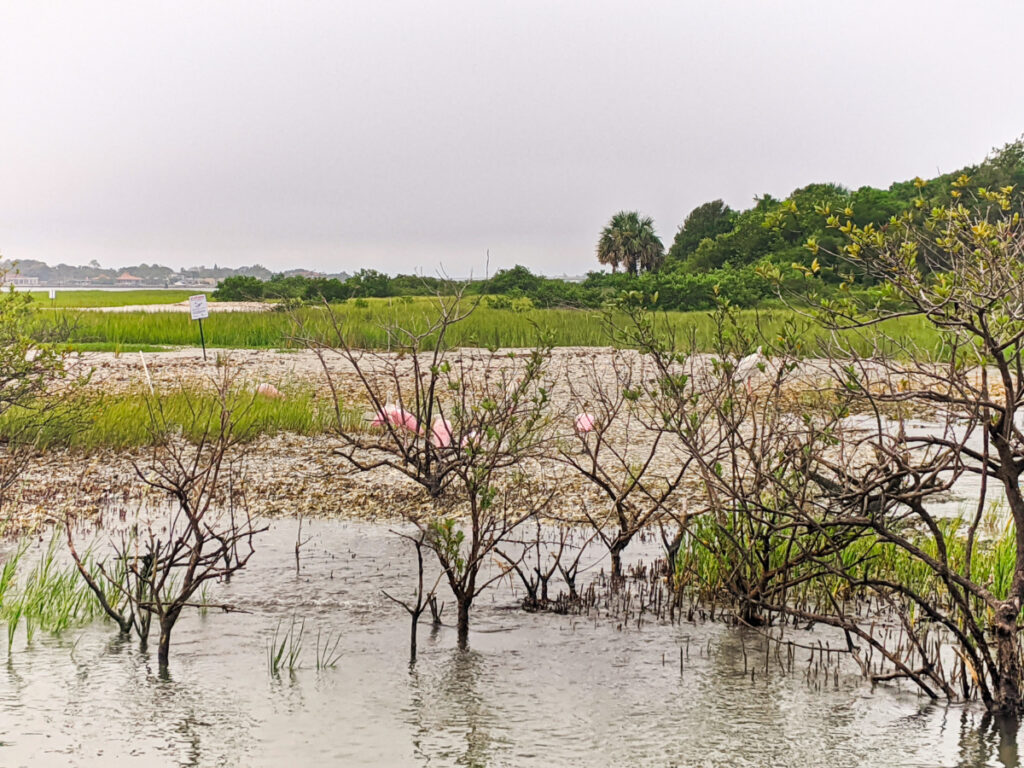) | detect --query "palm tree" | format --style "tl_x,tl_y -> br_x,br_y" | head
596,211 -> 664,275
